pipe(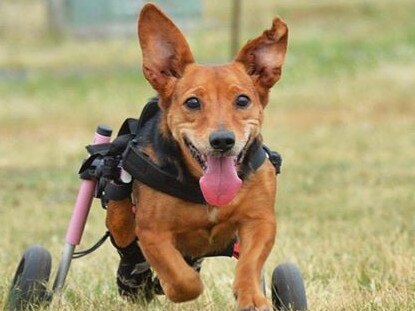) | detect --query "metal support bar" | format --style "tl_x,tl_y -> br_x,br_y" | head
52,243 -> 75,293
